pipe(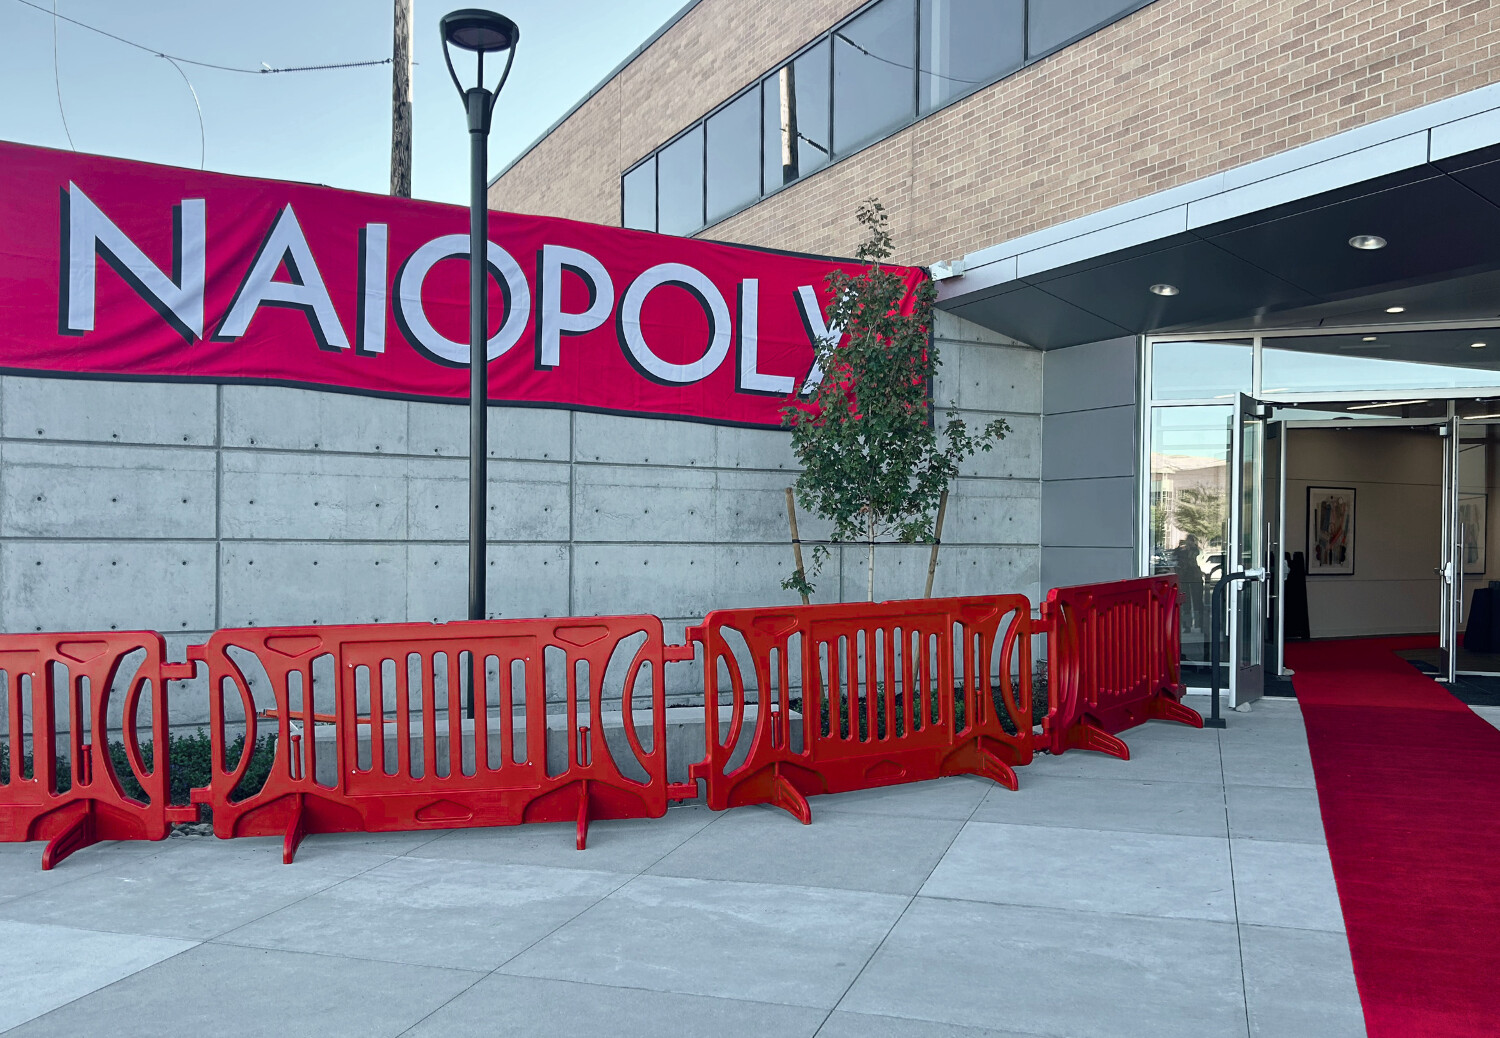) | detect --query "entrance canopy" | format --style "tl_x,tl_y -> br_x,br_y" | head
936,84 -> 1500,348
